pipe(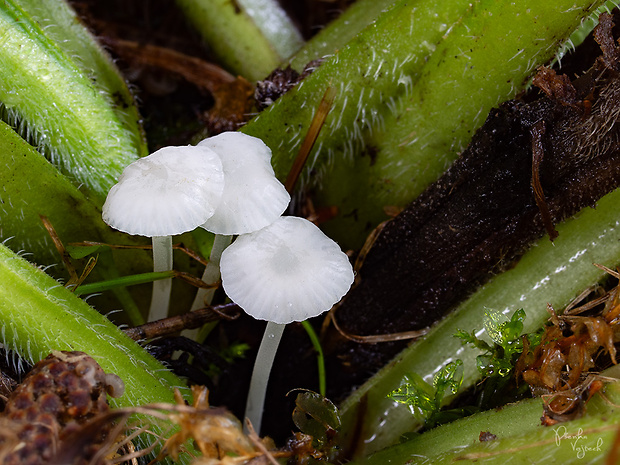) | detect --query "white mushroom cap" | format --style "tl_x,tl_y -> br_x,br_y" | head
220,216 -> 354,324
198,132 -> 290,235
102,145 -> 225,237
